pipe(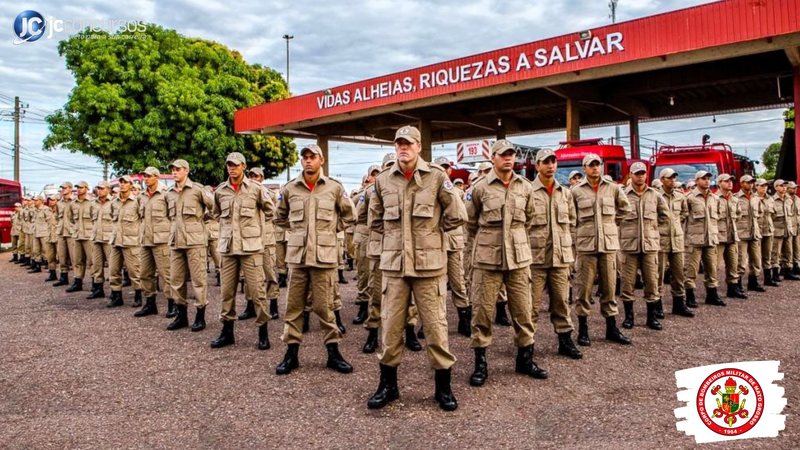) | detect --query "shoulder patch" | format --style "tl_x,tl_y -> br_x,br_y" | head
465,192 -> 472,202
443,179 -> 454,190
